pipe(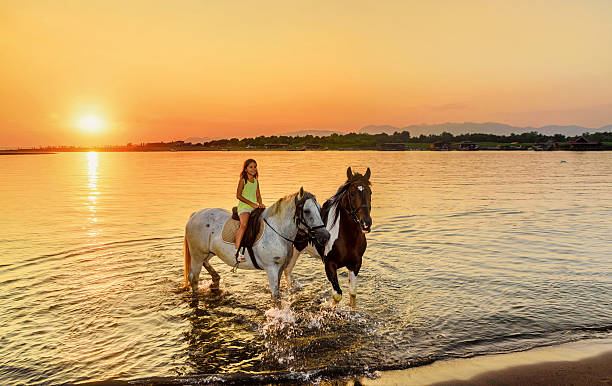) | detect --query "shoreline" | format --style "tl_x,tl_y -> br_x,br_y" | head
1,148 -> 612,154
361,338 -> 612,385
0,151 -> 56,155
